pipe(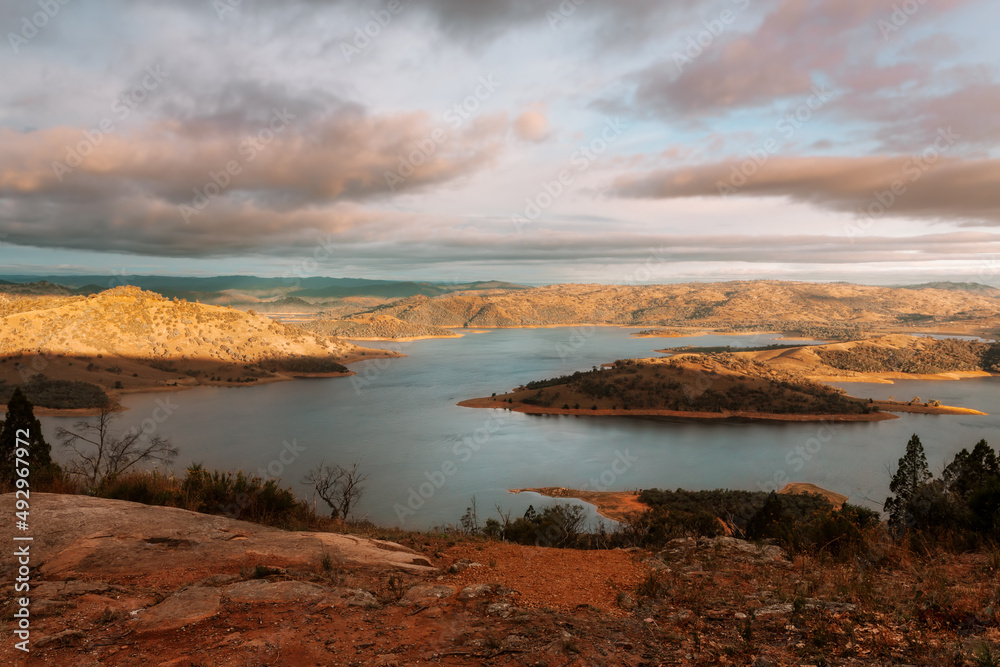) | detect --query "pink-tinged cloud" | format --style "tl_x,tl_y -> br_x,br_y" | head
612,154 -> 1000,224
631,0 -> 976,118
513,109 -> 550,143
0,107 -> 509,206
